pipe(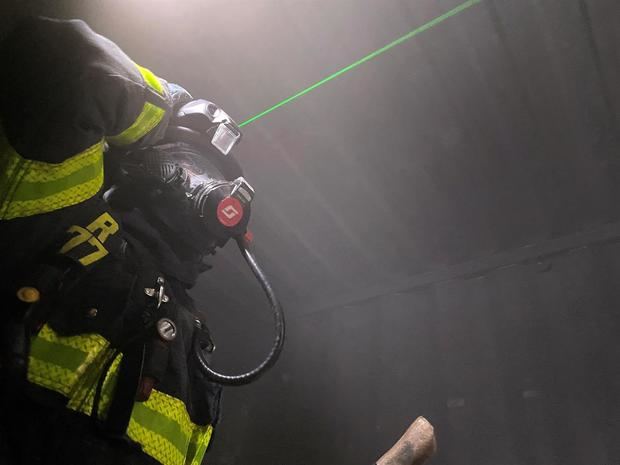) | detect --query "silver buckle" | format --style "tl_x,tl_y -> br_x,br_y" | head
144,276 -> 170,309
